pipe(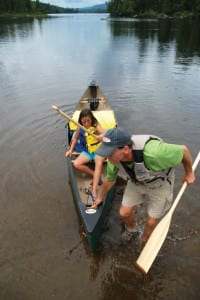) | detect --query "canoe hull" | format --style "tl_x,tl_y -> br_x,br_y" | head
67,158 -> 115,251
66,81 -> 117,251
